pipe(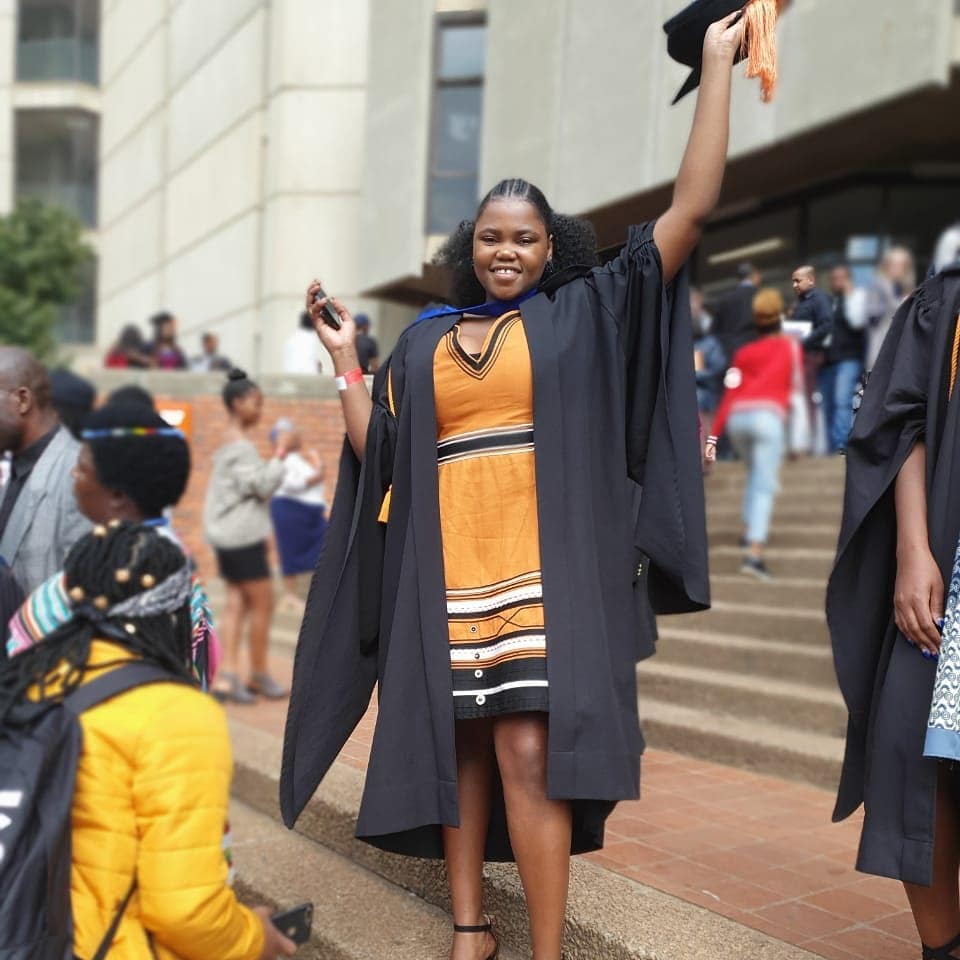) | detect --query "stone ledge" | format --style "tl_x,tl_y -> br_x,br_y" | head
86,367 -> 361,400
229,716 -> 820,960
232,799 -> 523,960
